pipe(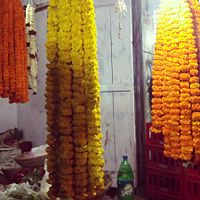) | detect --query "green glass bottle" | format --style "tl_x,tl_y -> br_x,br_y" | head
117,155 -> 134,200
